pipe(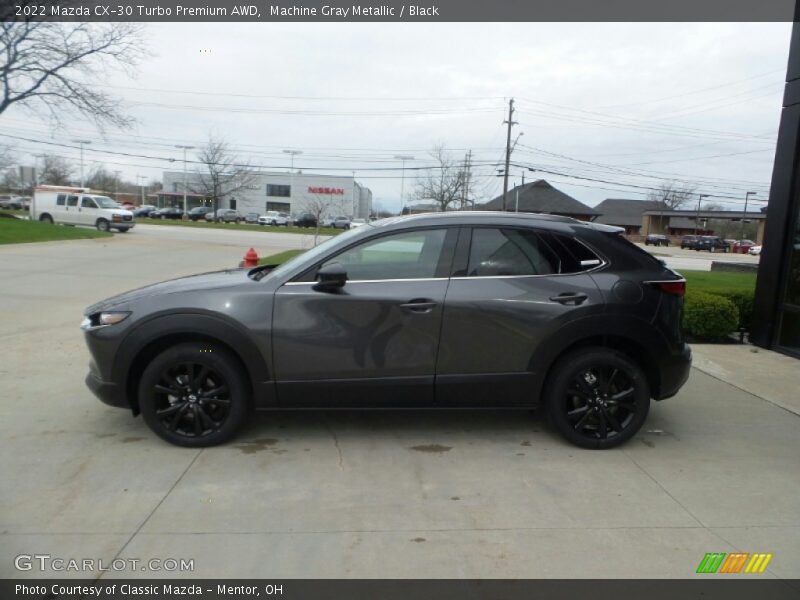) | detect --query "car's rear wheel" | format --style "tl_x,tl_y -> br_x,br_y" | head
39,214 -> 53,224
545,348 -> 650,449
139,342 -> 249,447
